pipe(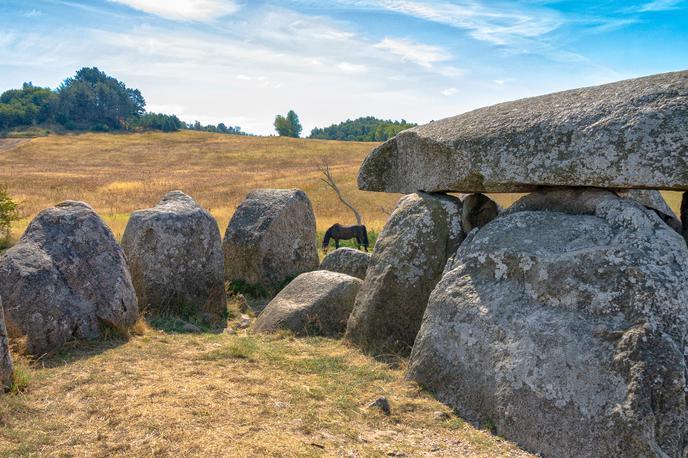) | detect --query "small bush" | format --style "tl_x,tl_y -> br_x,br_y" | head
10,364 -> 31,394
0,185 -> 19,248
